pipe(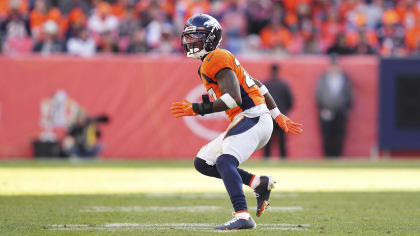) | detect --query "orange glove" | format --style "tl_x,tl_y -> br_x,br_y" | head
275,113 -> 303,135
170,99 -> 198,118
